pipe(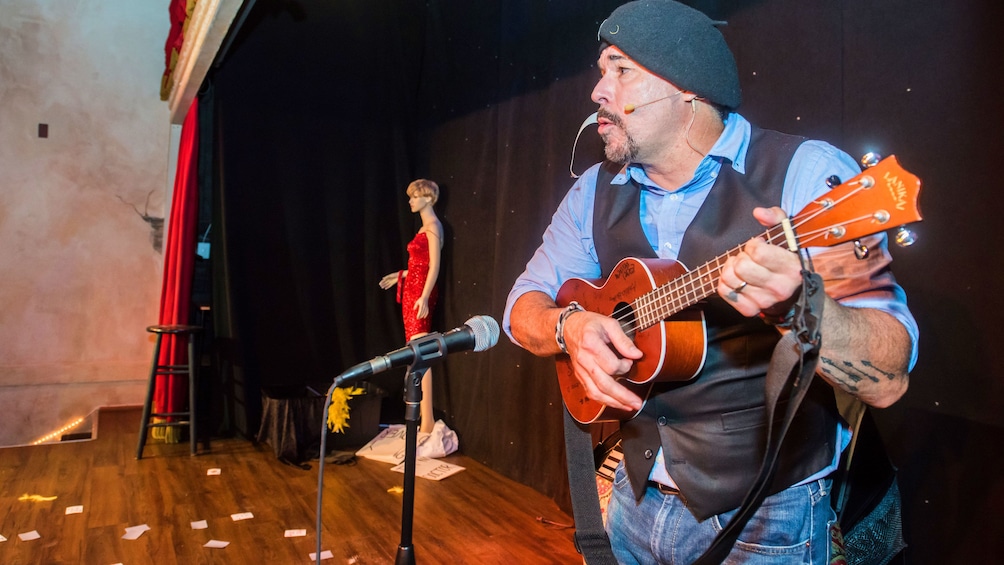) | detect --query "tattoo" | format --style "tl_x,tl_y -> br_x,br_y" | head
819,356 -> 897,396
861,360 -> 896,380
820,356 -> 880,383
819,365 -> 859,392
